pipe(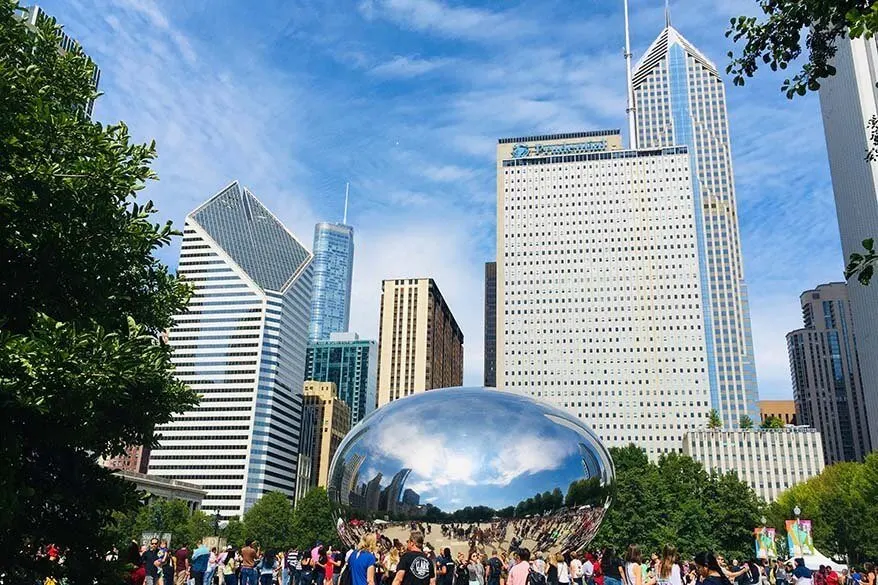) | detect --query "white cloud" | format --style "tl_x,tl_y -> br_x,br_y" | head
370,55 -> 453,78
